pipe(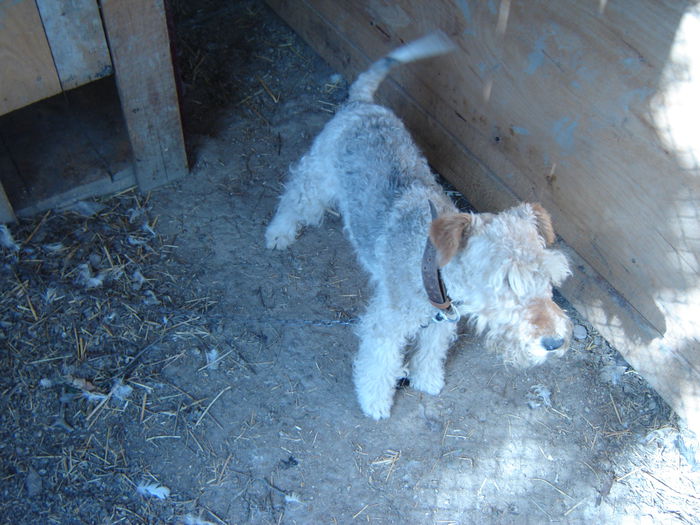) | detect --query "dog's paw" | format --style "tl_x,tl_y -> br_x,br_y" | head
360,398 -> 392,420
265,223 -> 296,250
356,384 -> 394,419
410,373 -> 444,396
